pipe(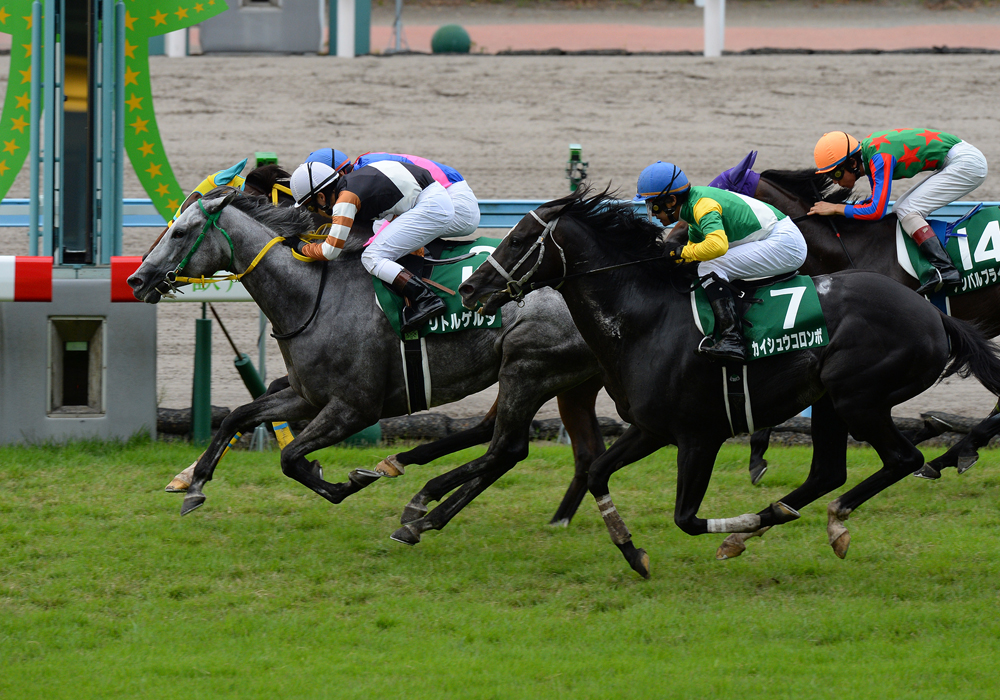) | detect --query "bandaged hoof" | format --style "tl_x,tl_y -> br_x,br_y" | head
749,460 -> 768,486
165,463 -> 196,492
400,502 -> 428,524
374,454 -> 406,478
913,463 -> 941,480
180,493 -> 206,516
957,452 -> 979,474
830,530 -> 851,559
390,523 -> 421,546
